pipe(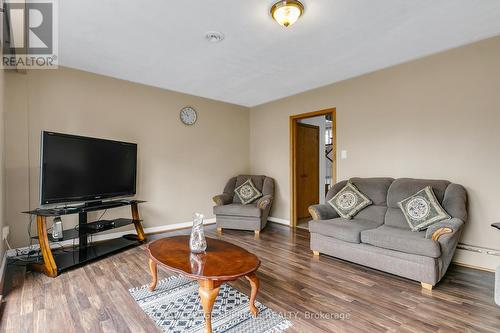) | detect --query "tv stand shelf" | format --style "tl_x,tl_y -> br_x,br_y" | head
24,199 -> 145,216
23,200 -> 146,277
49,237 -> 140,273
30,218 -> 142,242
